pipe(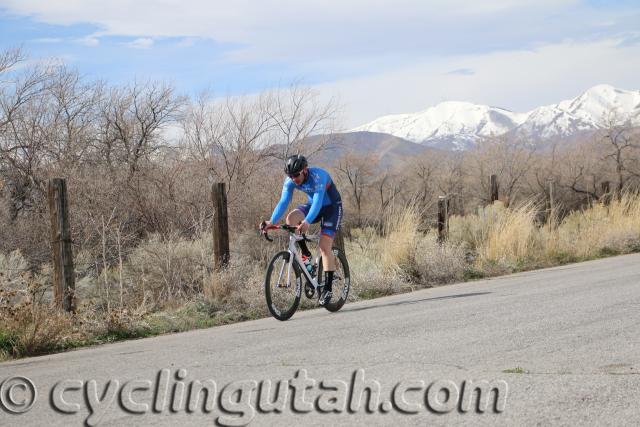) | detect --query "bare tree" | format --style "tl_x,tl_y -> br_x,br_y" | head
557,137 -> 604,203
527,141 -> 558,198
335,151 -> 375,226
45,66 -> 103,170
182,92 -> 273,203
375,172 -> 404,224
0,47 -> 23,75
470,135 -> 535,206
435,151 -> 467,214
96,81 -> 184,182
265,84 -> 340,159
0,56 -> 56,217
405,151 -> 440,209
598,111 -> 640,197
